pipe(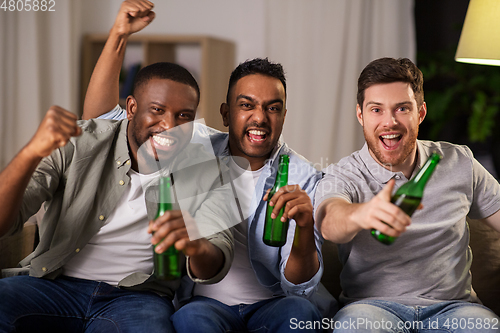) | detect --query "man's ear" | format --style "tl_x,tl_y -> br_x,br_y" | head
356,104 -> 363,126
220,103 -> 229,127
126,96 -> 137,121
419,102 -> 427,124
